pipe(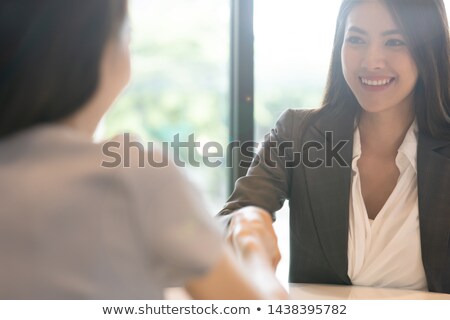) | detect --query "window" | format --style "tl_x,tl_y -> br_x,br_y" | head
102,0 -> 230,212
